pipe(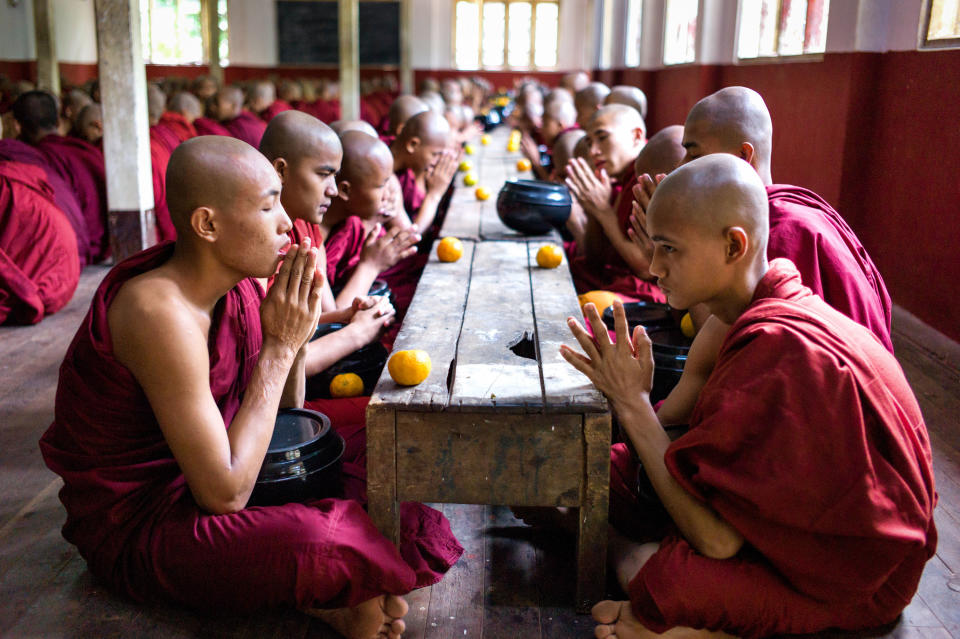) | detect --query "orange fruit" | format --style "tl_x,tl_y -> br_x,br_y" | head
577,290 -> 621,314
517,158 -> 532,172
459,160 -> 472,172
481,134 -> 492,145
388,350 -> 432,386
507,141 -> 520,153
463,144 -> 476,155
436,236 -> 463,262
463,172 -> 477,186
329,372 -> 364,398
680,312 -> 695,338
536,244 -> 563,268
475,186 -> 491,201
